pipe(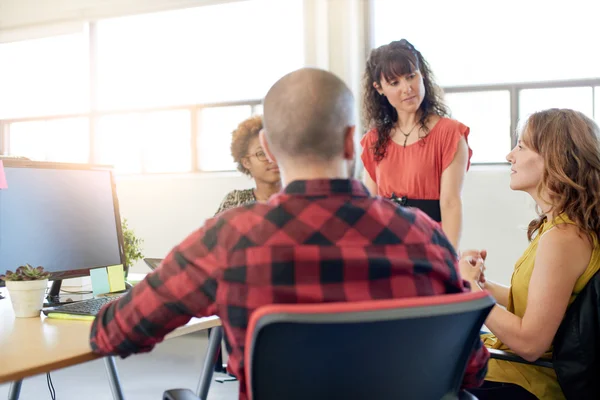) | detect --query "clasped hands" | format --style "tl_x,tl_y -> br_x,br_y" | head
458,249 -> 487,291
